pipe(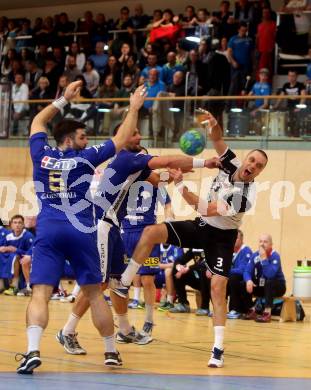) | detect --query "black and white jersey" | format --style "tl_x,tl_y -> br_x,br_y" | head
201,148 -> 256,230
